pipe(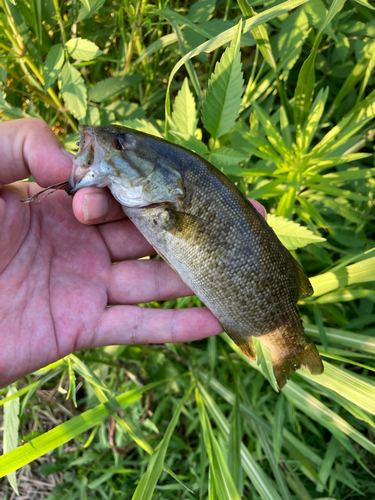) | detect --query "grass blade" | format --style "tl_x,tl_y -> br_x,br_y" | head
3,387 -> 20,494
131,385 -> 194,500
